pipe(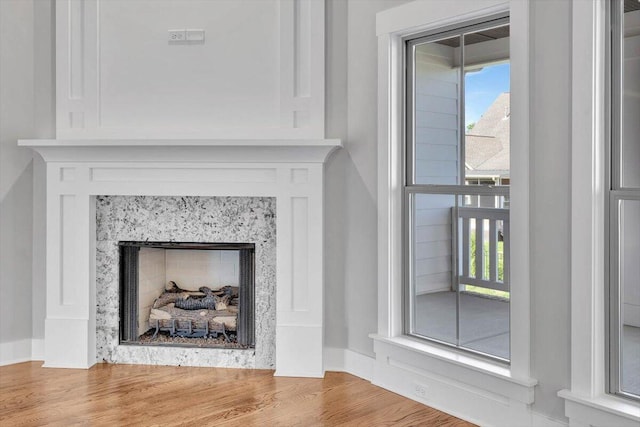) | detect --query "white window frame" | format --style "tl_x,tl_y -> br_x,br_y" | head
607,0 -> 640,403
402,15 -> 512,362
372,1 -> 537,424
558,0 -> 640,425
